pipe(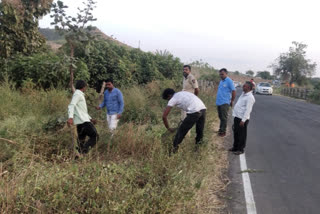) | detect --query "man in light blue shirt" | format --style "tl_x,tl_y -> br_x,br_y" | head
96,79 -> 124,131
216,68 -> 236,137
